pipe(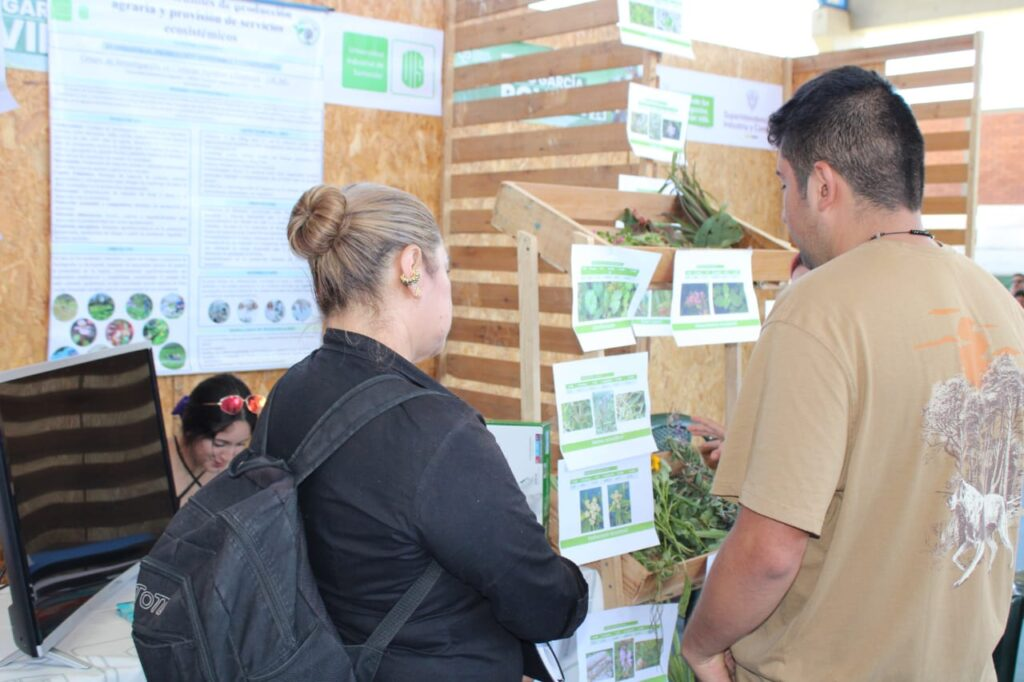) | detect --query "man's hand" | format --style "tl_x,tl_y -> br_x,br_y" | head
682,649 -> 735,682
688,416 -> 725,470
